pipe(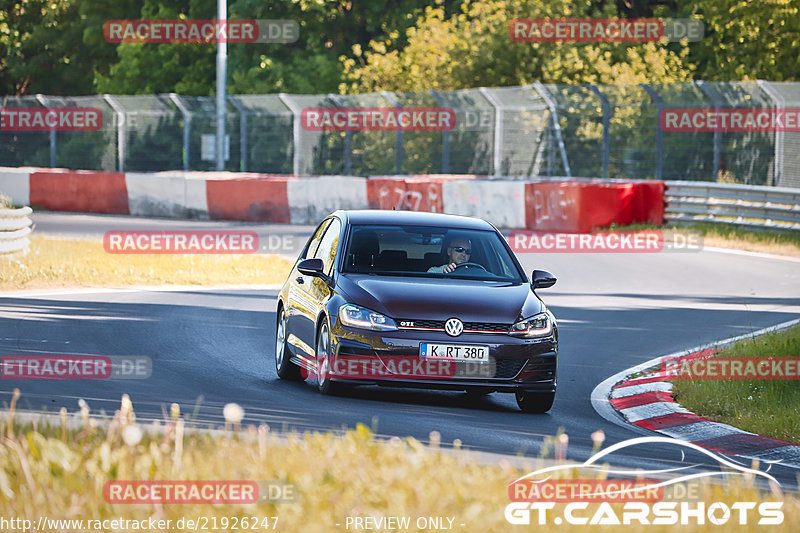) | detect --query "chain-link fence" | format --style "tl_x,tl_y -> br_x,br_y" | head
1,81 -> 798,187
